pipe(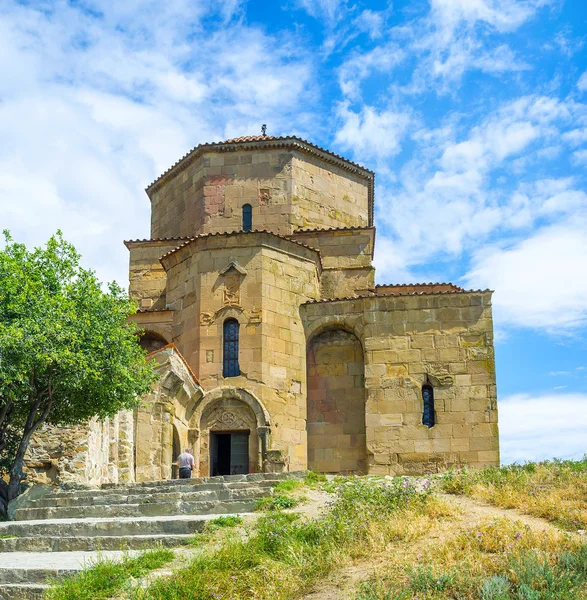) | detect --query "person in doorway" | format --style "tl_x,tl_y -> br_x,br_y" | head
176,448 -> 195,479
